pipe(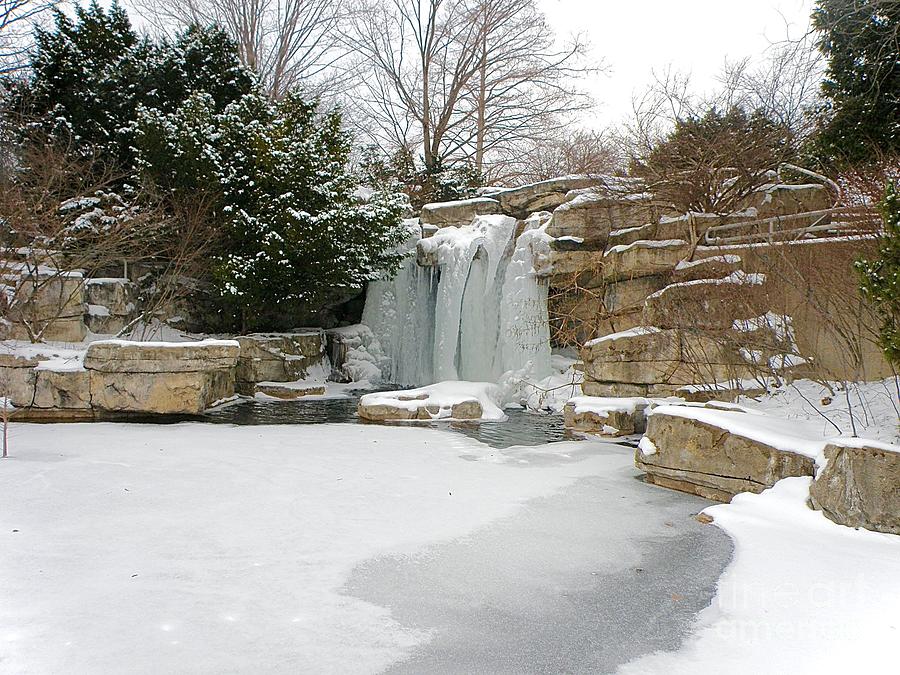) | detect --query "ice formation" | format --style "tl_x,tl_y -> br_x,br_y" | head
363,214 -> 553,386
